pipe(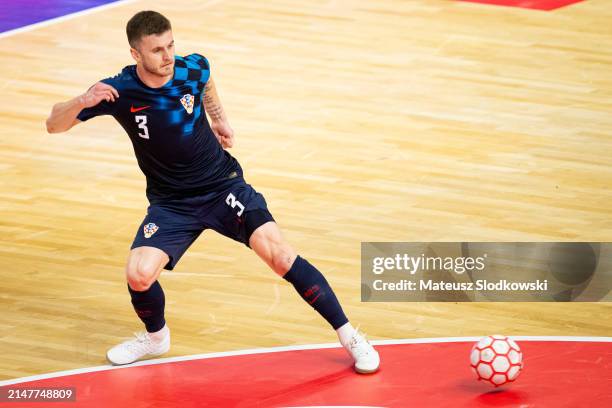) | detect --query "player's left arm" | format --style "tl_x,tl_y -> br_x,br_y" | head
204,76 -> 234,149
